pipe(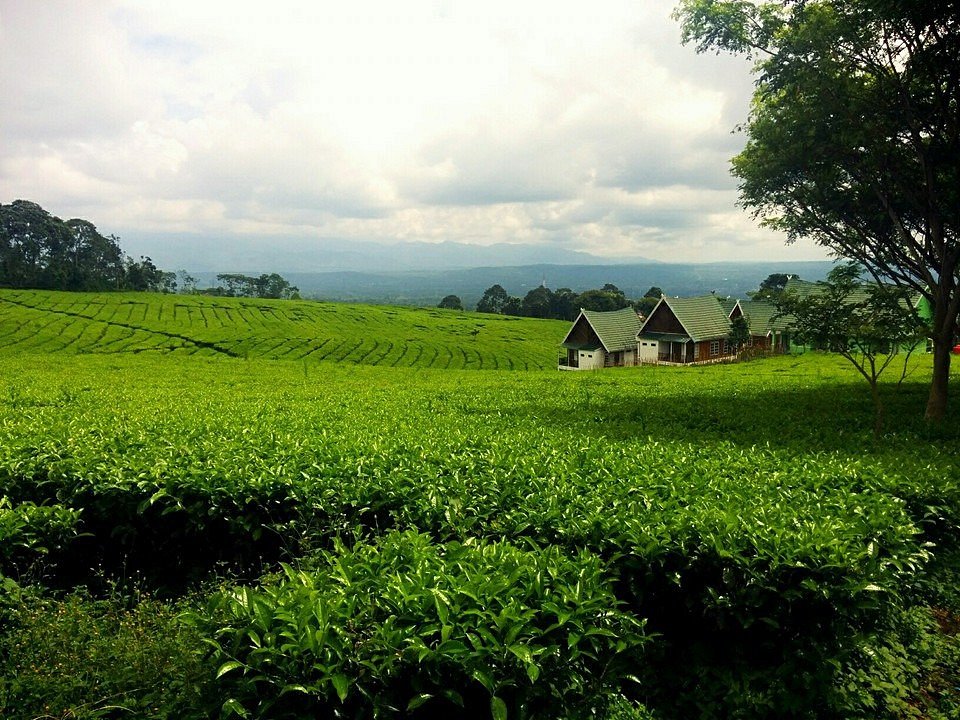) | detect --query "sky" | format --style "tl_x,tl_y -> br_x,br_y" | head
0,0 -> 831,268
